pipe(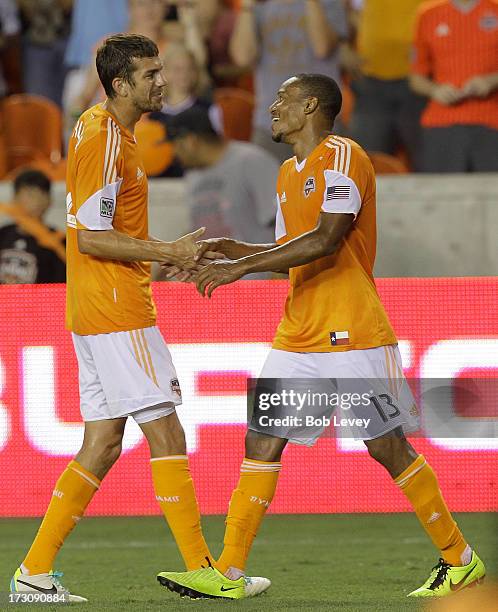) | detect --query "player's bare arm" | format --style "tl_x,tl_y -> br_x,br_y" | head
162,239 -> 277,282
196,238 -> 276,261
195,212 -> 354,297
77,227 -> 205,269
